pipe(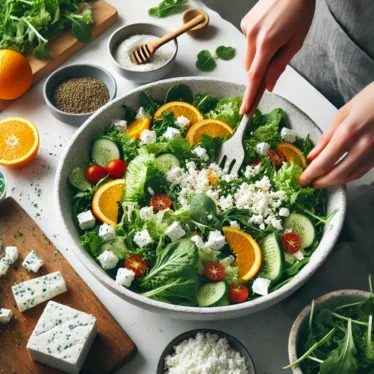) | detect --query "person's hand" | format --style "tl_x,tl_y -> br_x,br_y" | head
300,83 -> 374,188
240,0 -> 315,114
